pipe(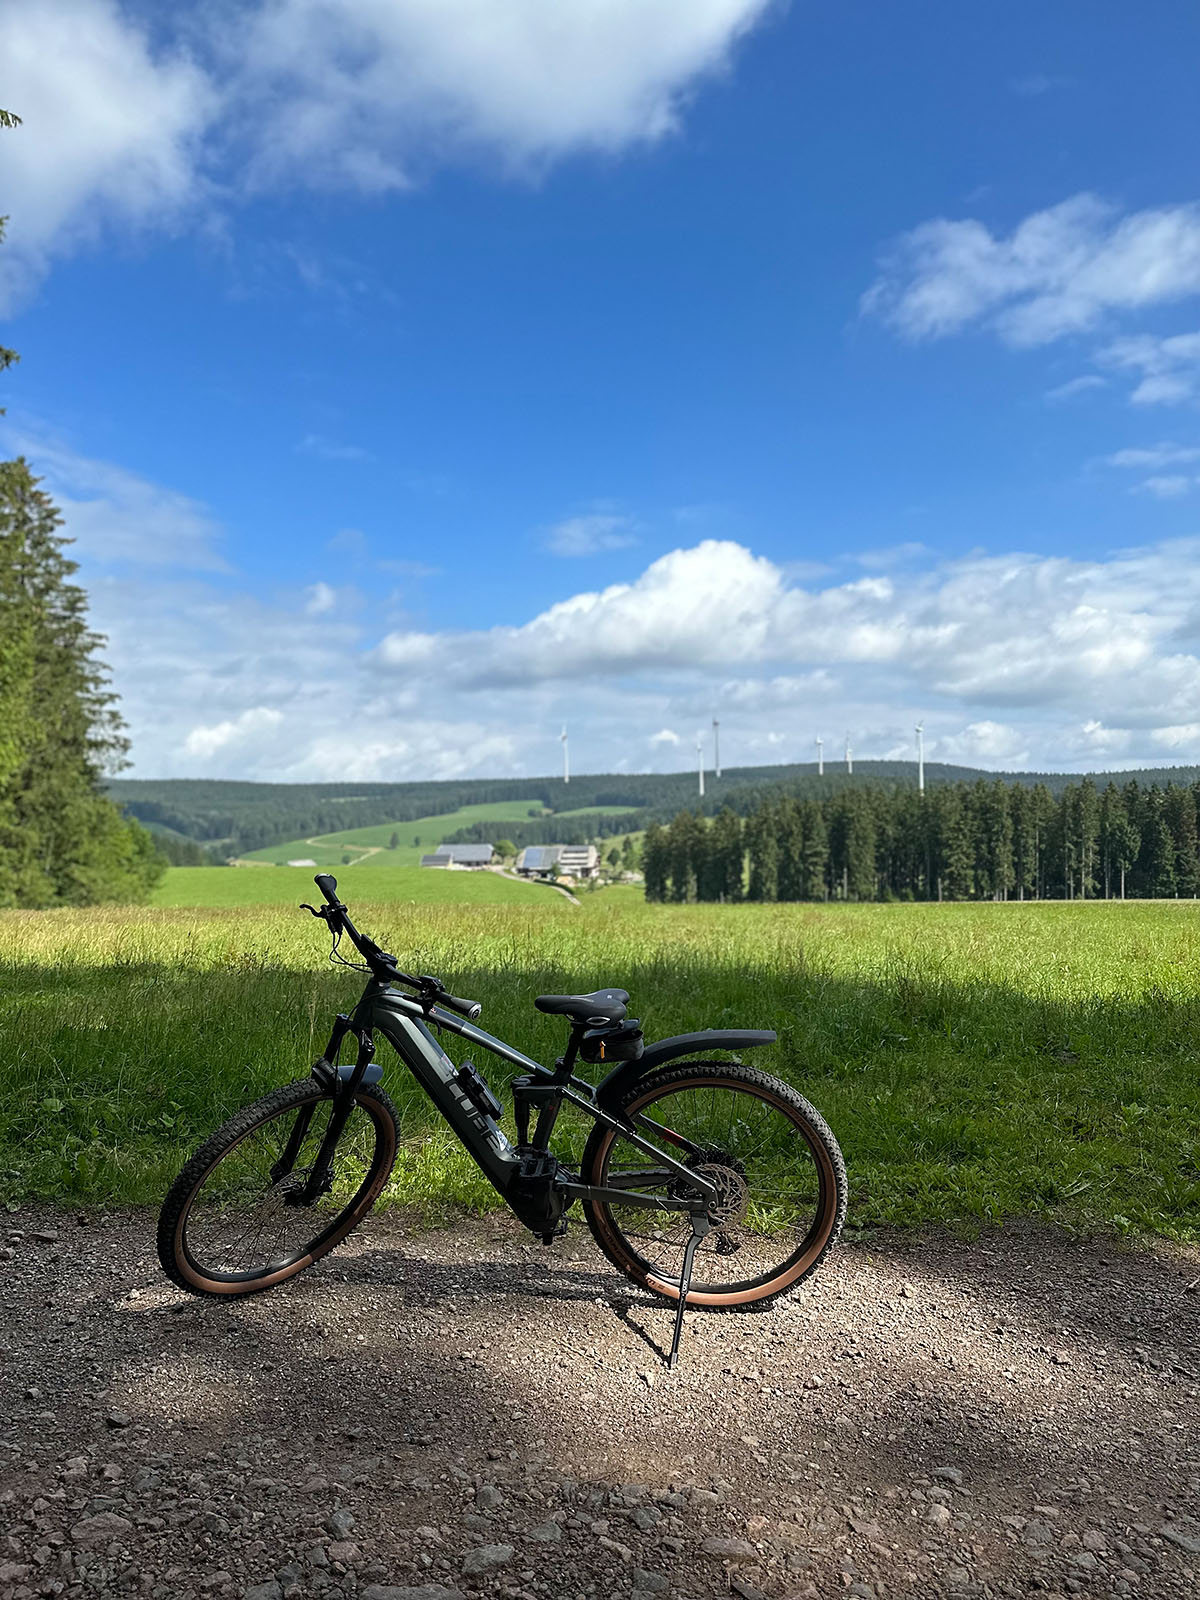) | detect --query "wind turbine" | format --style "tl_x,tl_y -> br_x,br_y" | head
816,736 -> 824,777
845,733 -> 853,776
712,716 -> 721,778
561,726 -> 569,785
697,734 -> 705,798
916,721 -> 925,794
